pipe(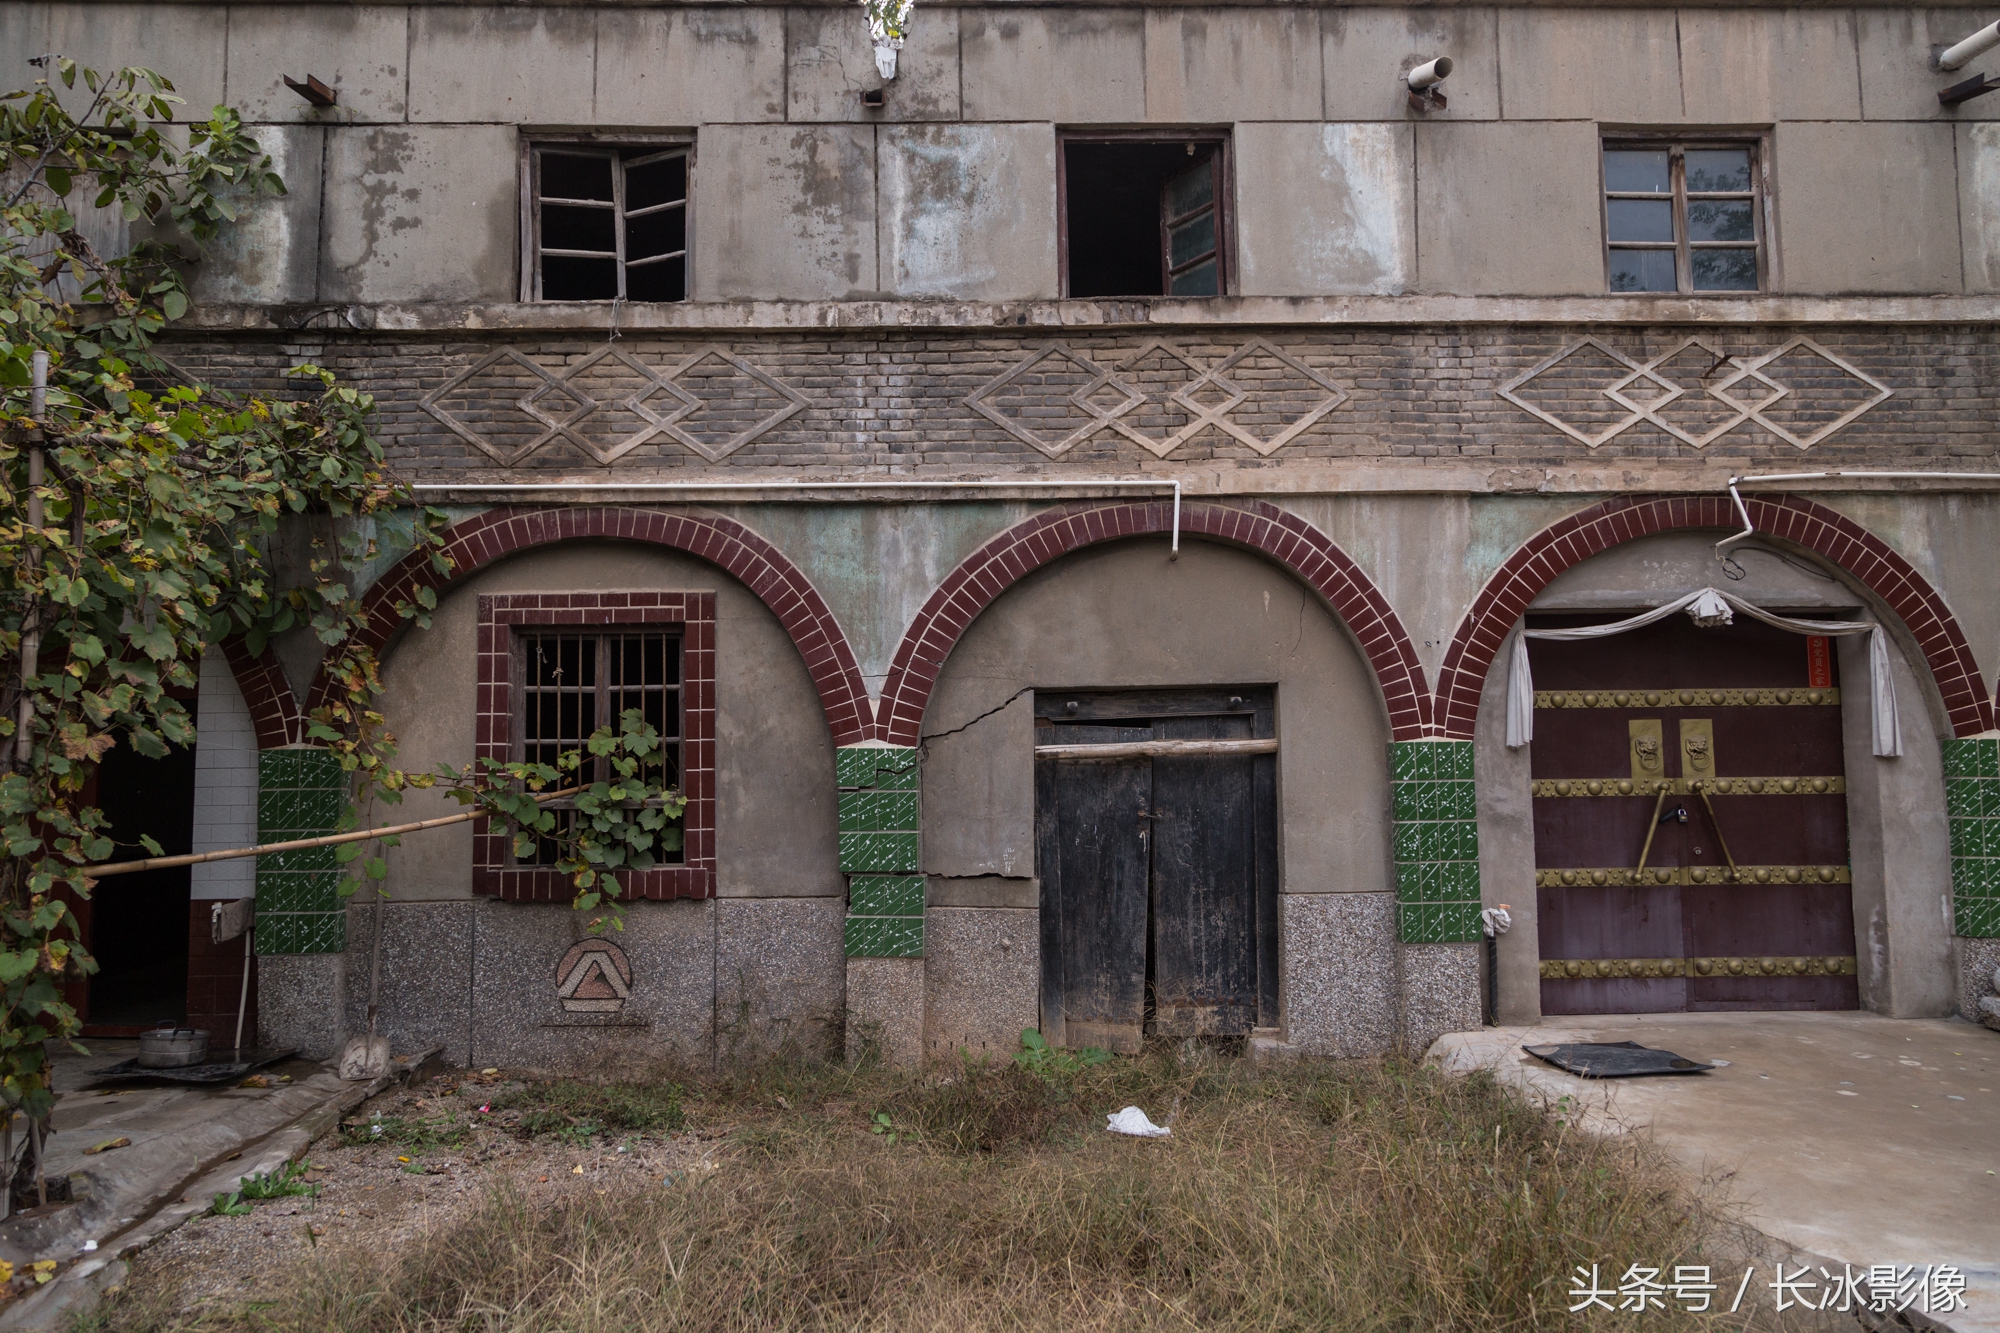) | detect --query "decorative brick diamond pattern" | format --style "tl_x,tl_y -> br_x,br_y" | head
1391,741 -> 1483,943
1433,495 -> 1995,744
254,747 -> 347,956
420,346 -> 810,466
1501,336 -> 1891,450
321,506 -> 872,748
839,745 -> 923,957
472,592 -> 716,902
966,340 -> 1350,460
1945,738 -> 2000,938
875,500 -> 1429,746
